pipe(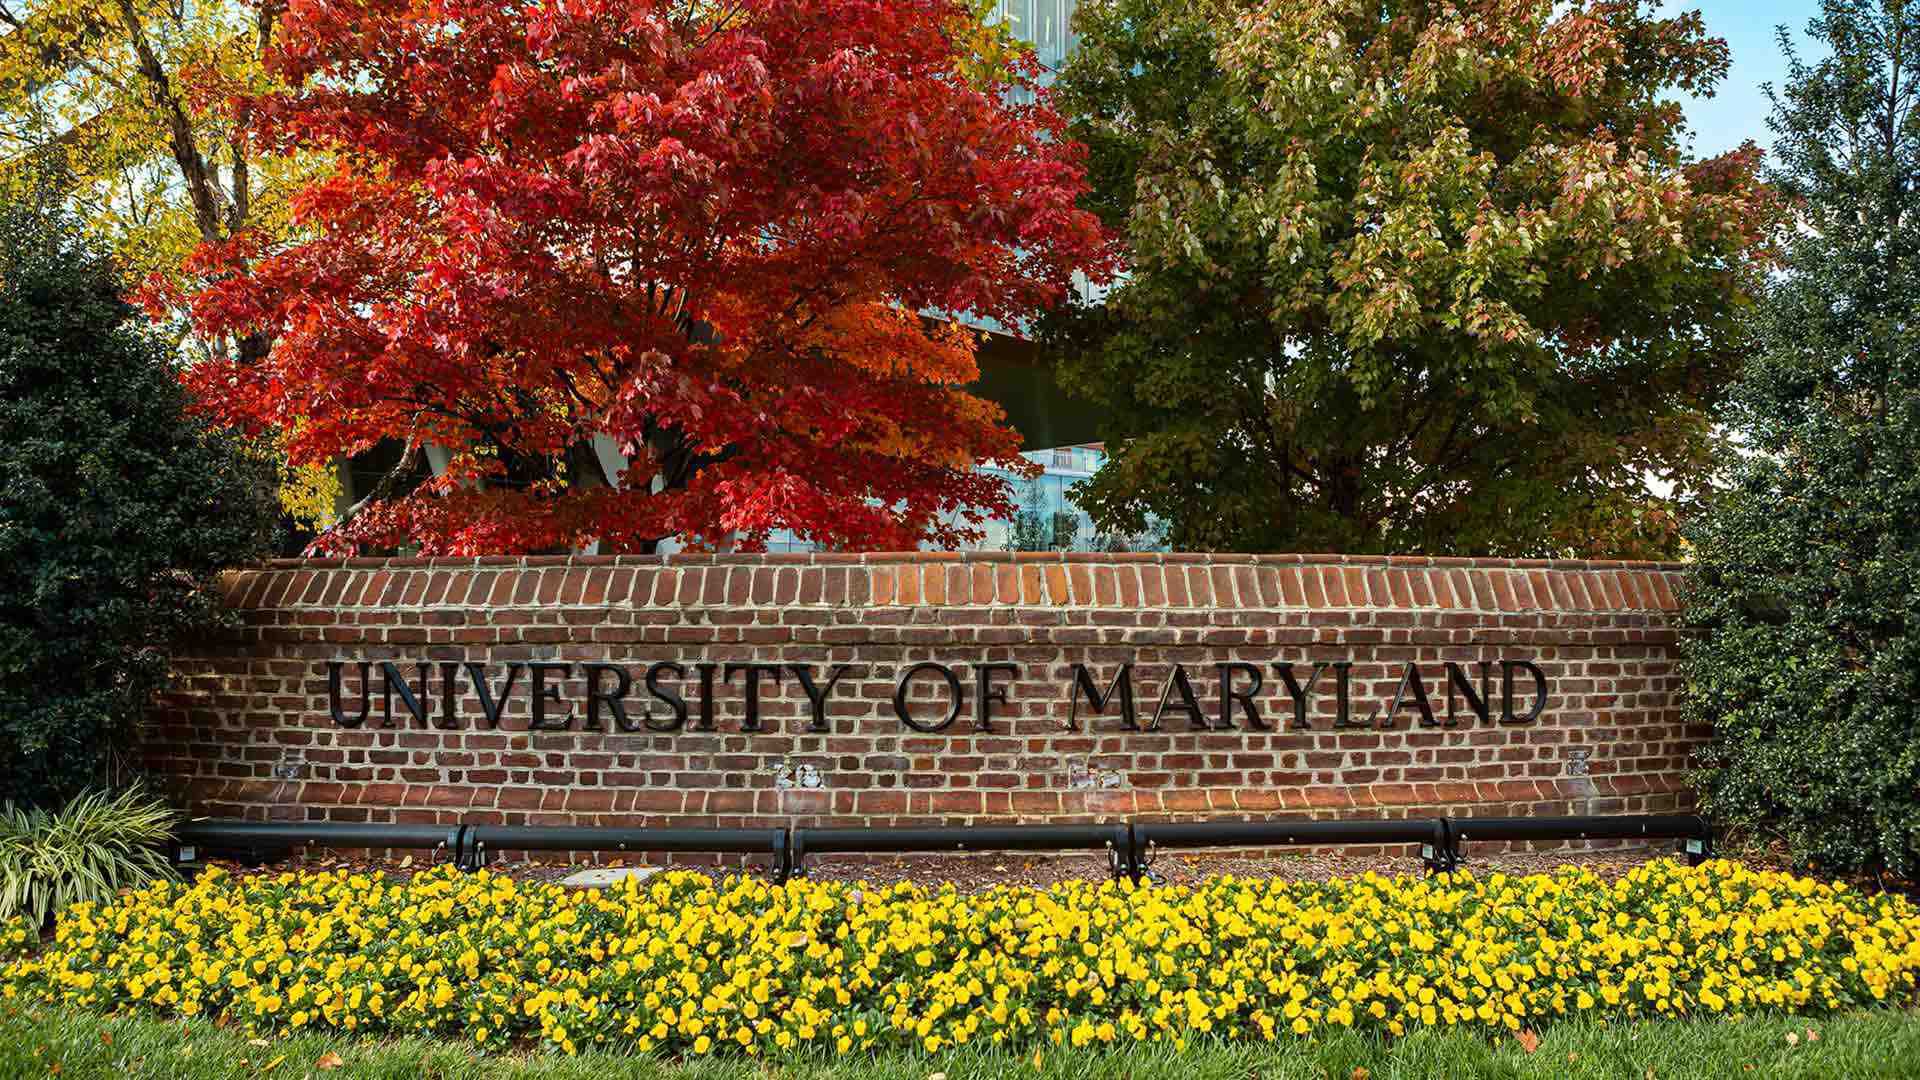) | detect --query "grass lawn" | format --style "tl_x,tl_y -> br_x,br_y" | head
2,1006 -> 1916,1080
